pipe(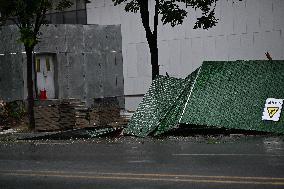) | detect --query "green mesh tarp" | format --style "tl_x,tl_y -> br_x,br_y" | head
126,60 -> 284,137
180,60 -> 284,134
124,76 -> 189,137
154,70 -> 199,135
